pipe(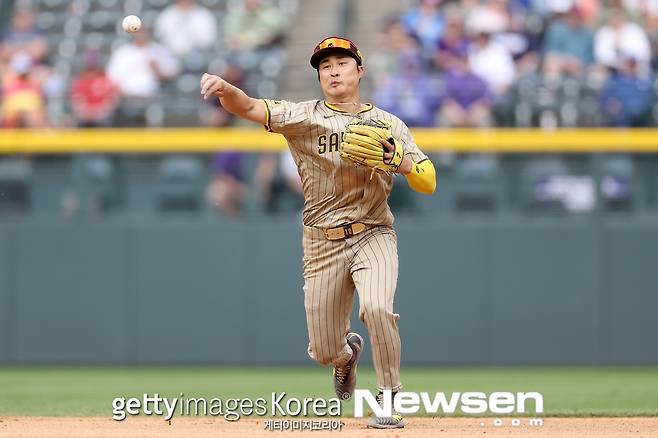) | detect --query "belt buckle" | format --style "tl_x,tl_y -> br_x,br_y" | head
343,224 -> 353,238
